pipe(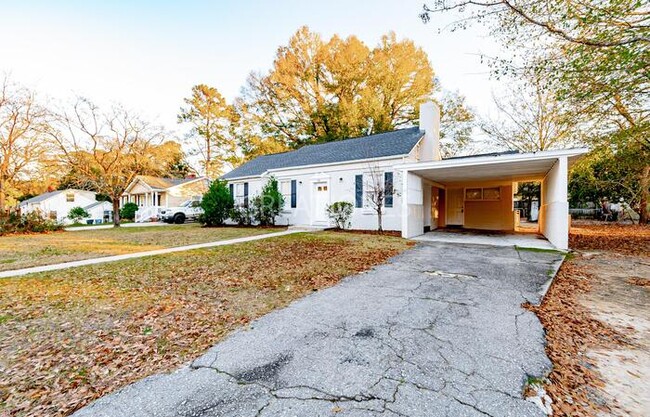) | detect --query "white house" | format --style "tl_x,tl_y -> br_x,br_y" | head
82,201 -> 114,224
19,189 -> 99,225
120,176 -> 210,222
222,102 -> 587,250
